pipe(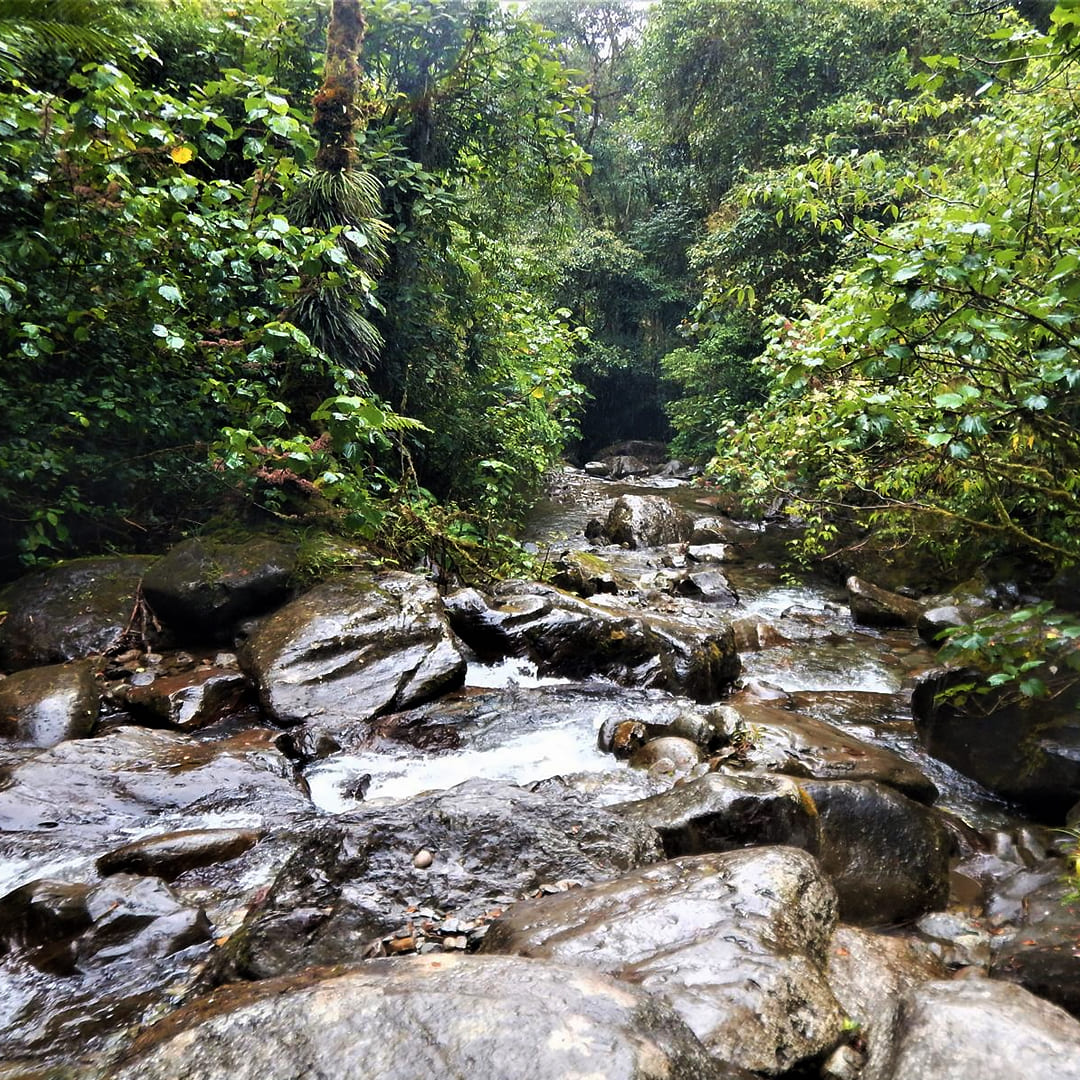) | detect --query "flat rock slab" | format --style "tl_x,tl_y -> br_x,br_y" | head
879,979 -> 1080,1080
241,571 -> 466,735
211,778 -> 663,981
482,846 -> 844,1075
0,557 -> 154,670
110,954 -> 741,1080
